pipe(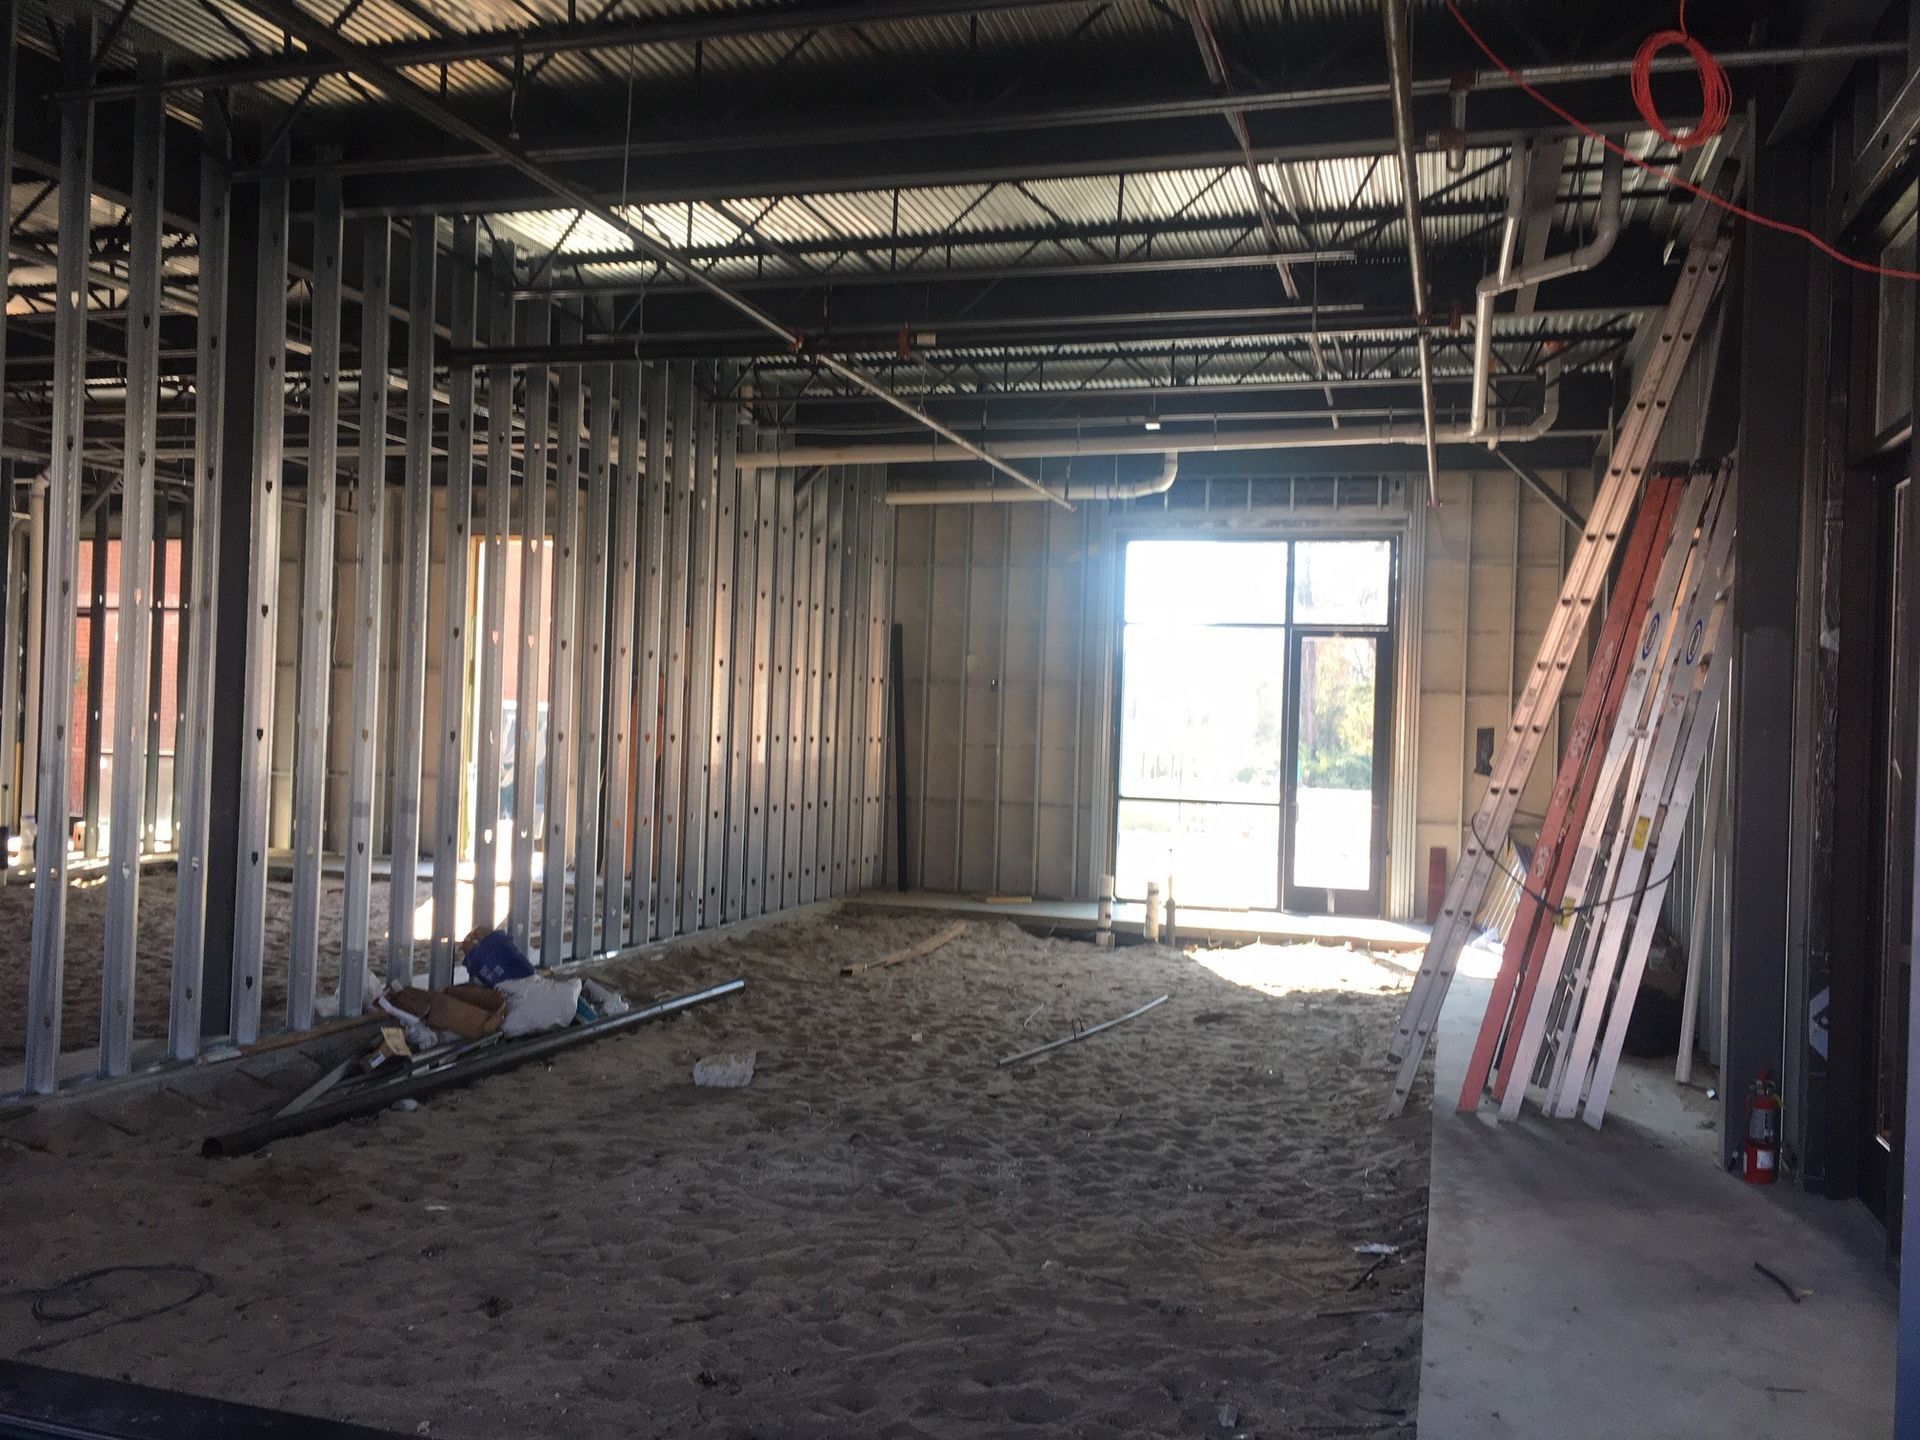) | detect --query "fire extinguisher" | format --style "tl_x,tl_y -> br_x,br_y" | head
1744,1070 -> 1781,1185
